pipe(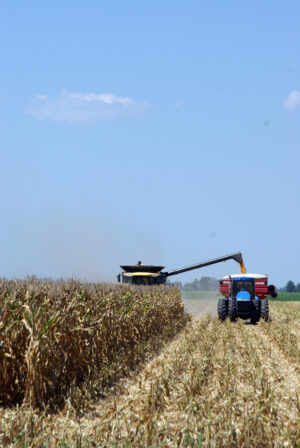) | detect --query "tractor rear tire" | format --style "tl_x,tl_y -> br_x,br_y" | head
228,298 -> 237,322
218,298 -> 228,321
261,299 -> 269,321
250,300 -> 260,325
